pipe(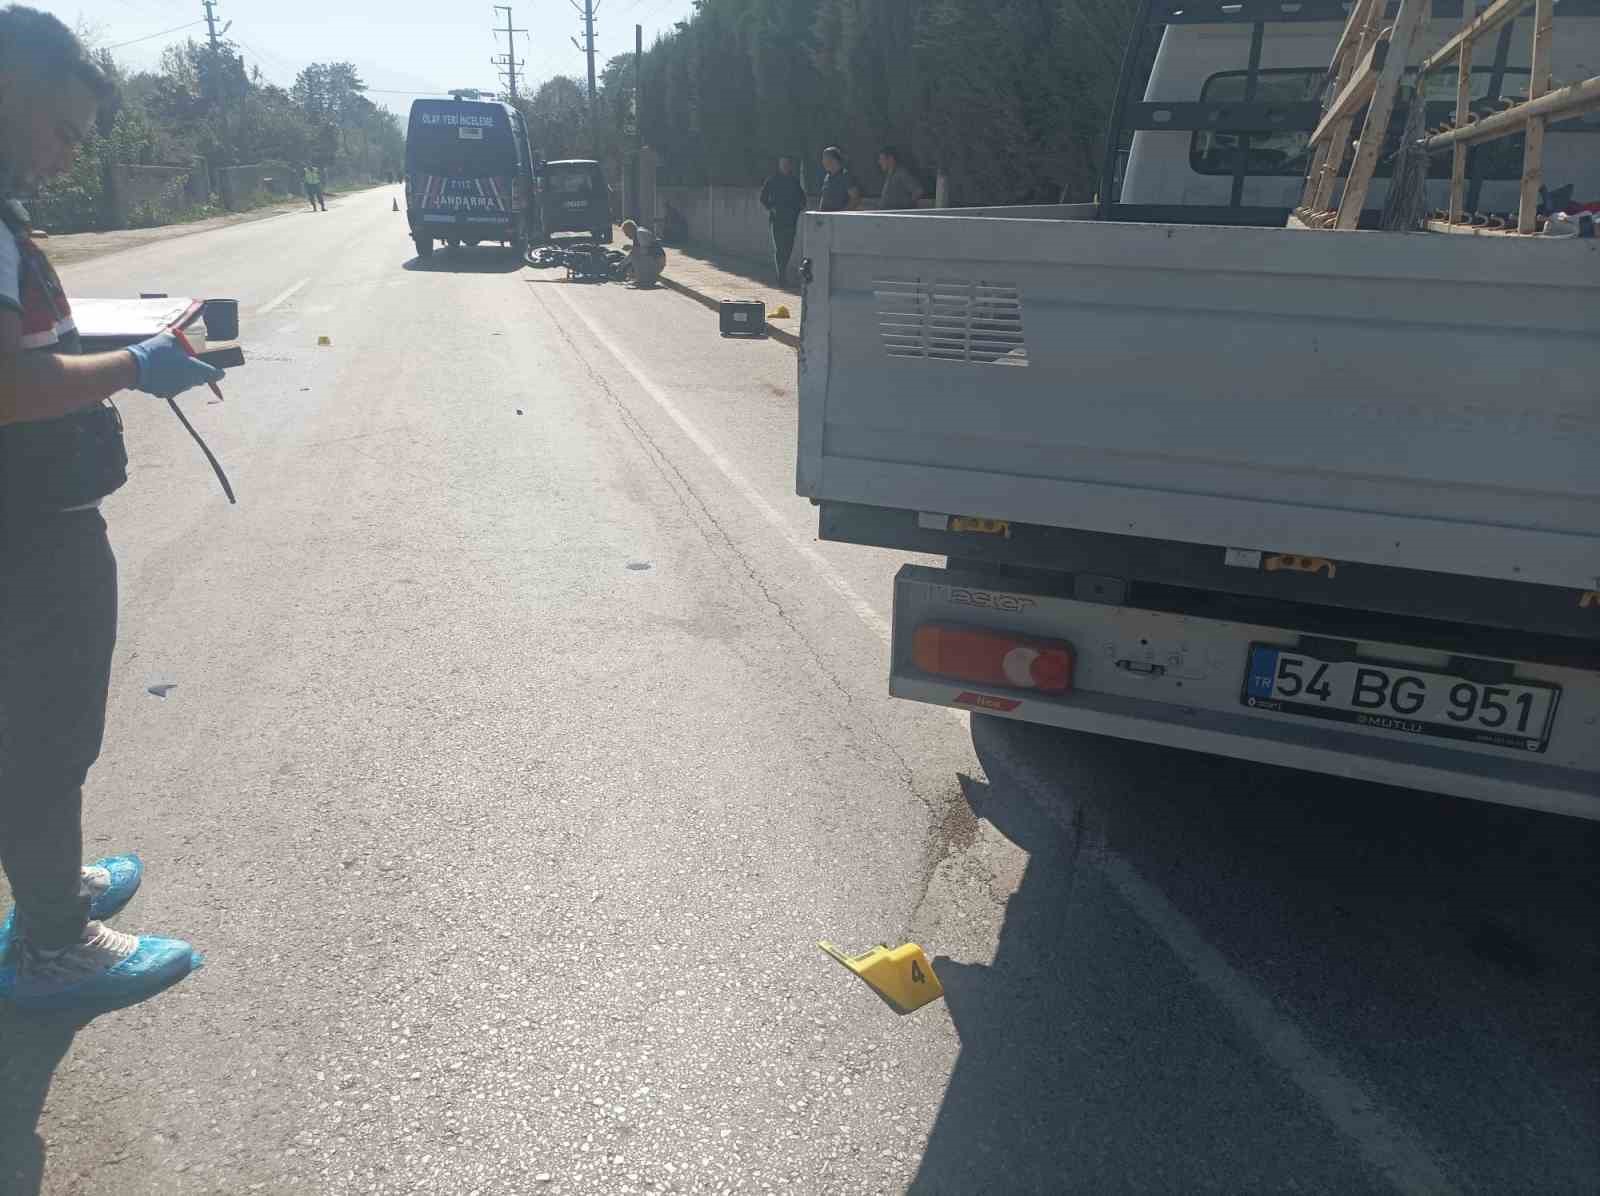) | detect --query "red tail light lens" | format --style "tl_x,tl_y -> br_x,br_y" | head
912,624 -> 1075,694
